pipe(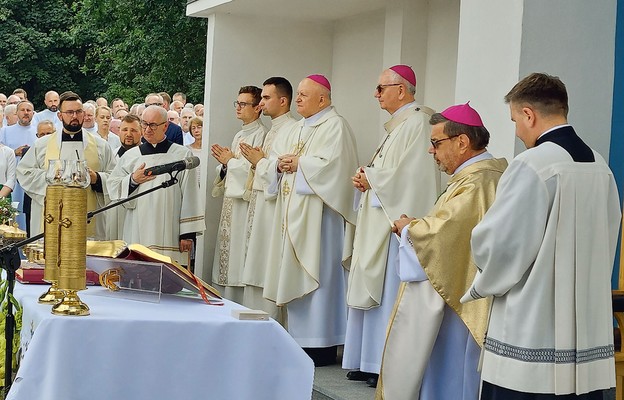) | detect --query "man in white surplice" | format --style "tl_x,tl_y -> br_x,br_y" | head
211,86 -> 267,303
17,92 -> 115,239
342,65 -> 439,387
263,75 -> 358,366
462,73 -> 620,399
239,77 -> 298,325
107,106 -> 204,265
106,114 -> 143,241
